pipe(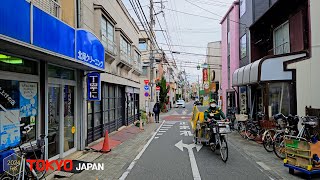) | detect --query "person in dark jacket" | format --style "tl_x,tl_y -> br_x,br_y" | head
153,102 -> 160,123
